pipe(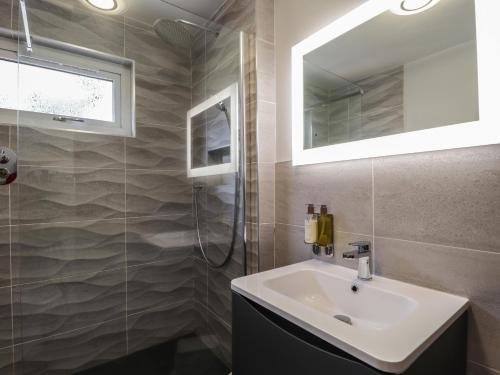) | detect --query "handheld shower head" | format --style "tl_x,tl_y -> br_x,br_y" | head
216,102 -> 227,114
